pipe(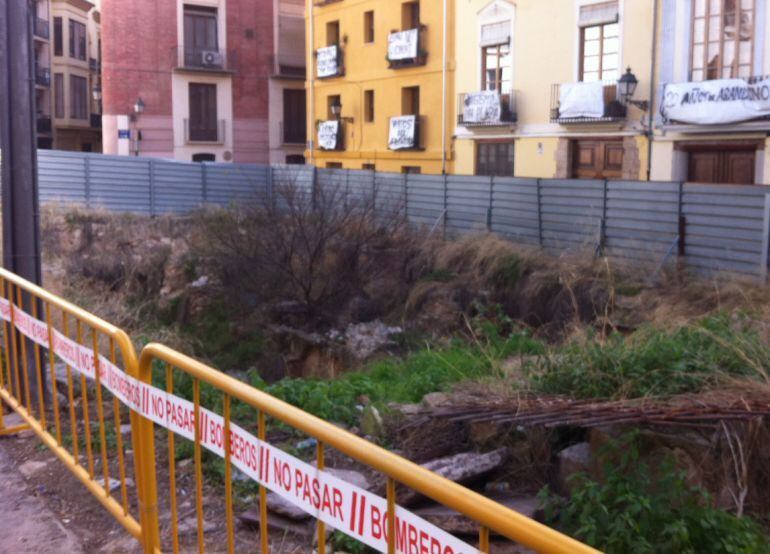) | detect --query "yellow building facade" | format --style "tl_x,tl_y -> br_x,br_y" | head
305,0 -> 454,174
453,0 -> 654,180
